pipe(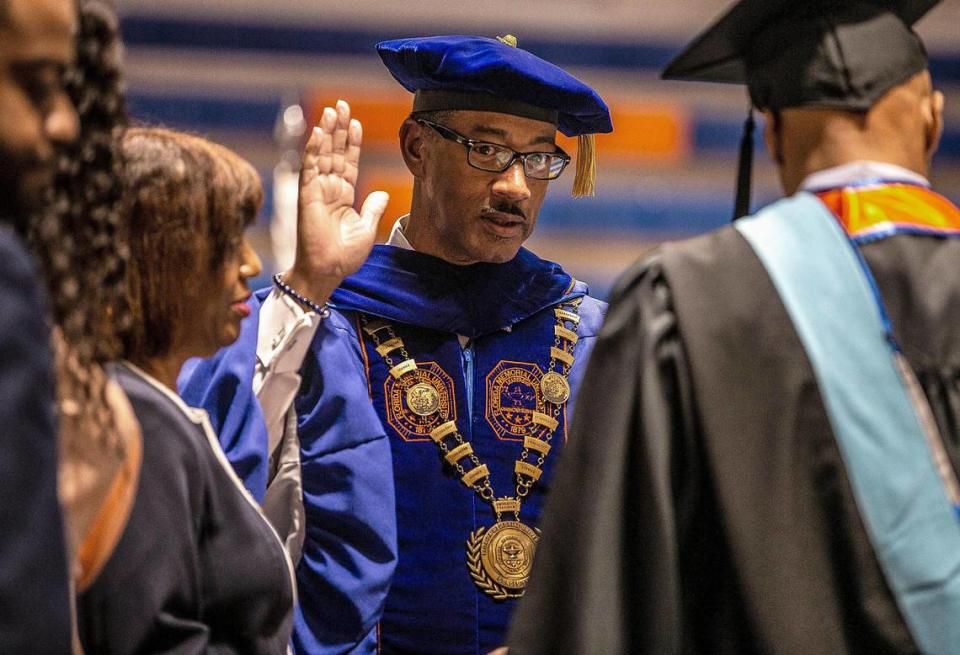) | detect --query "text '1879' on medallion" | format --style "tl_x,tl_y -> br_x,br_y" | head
540,372 -> 570,405
406,382 -> 441,416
